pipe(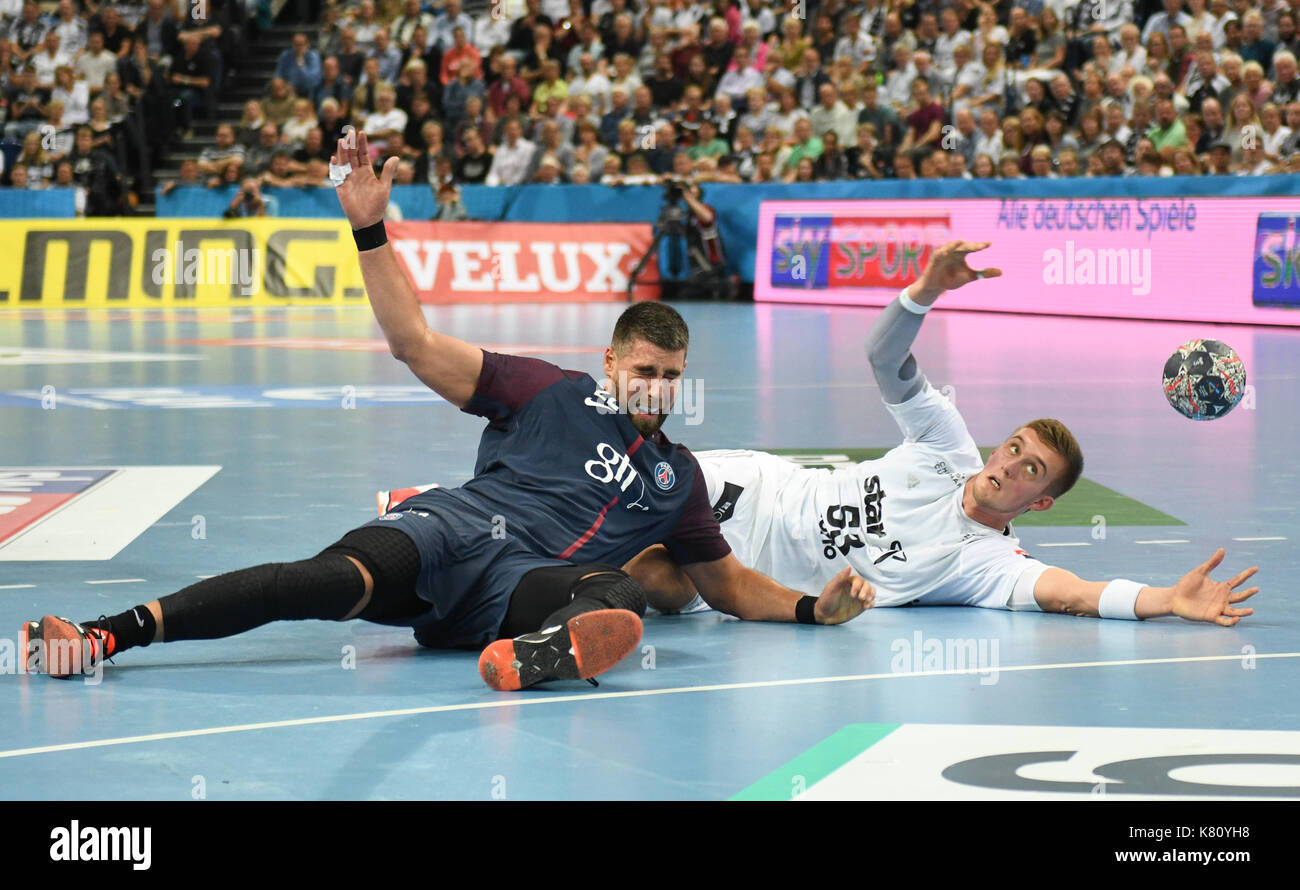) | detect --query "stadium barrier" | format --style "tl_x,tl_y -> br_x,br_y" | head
0,218 -> 654,307
755,196 -> 1300,325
